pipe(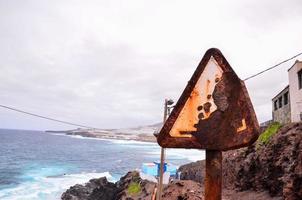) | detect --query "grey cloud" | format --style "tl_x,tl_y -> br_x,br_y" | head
233,0 -> 302,30
0,0 -> 301,130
